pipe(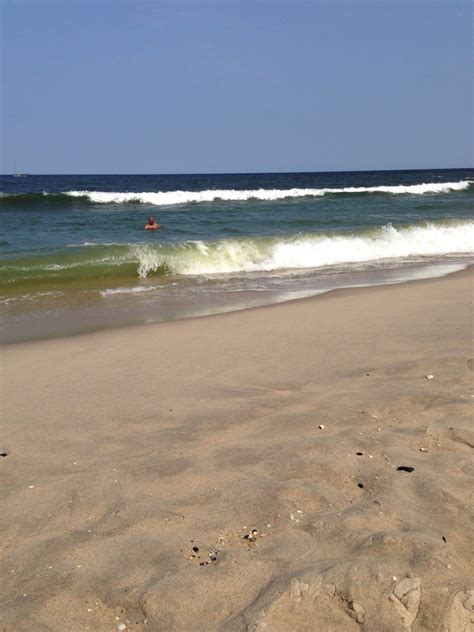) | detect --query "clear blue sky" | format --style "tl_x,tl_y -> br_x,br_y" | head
1,1 -> 472,174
